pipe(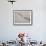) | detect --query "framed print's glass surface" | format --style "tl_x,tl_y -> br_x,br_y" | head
13,10 -> 33,26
